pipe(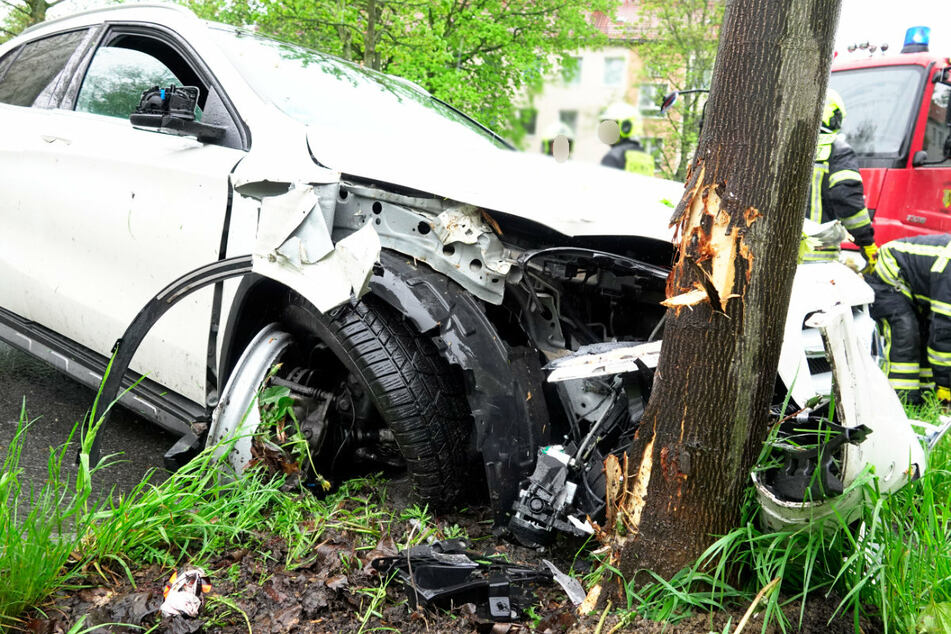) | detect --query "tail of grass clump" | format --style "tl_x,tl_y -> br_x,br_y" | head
0,403 -> 100,630
0,395 -> 287,629
604,399 -> 951,633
